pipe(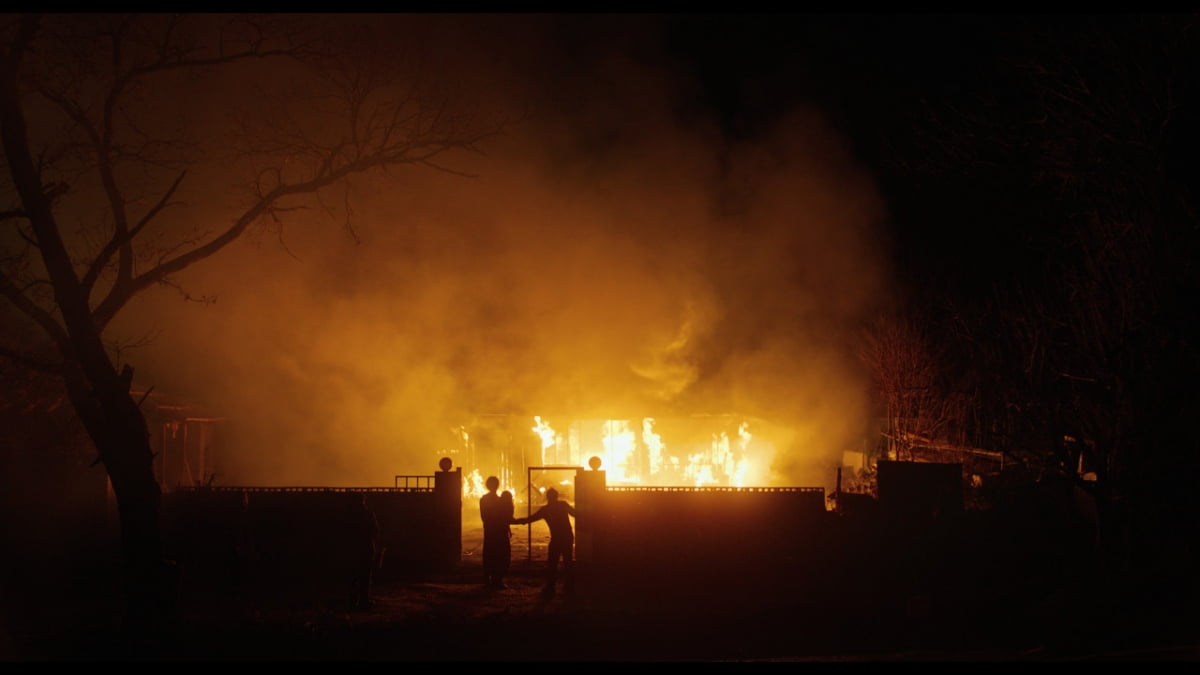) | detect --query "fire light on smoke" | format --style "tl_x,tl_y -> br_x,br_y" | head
107,16 -> 887,496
